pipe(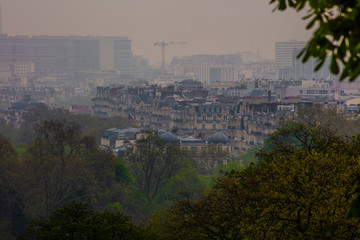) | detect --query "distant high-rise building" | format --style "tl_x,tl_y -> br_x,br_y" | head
275,41 -> 333,80
14,61 -> 35,78
292,48 -> 332,80
0,35 -> 133,74
193,64 -> 236,83
275,41 -> 306,80
275,41 -> 306,69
